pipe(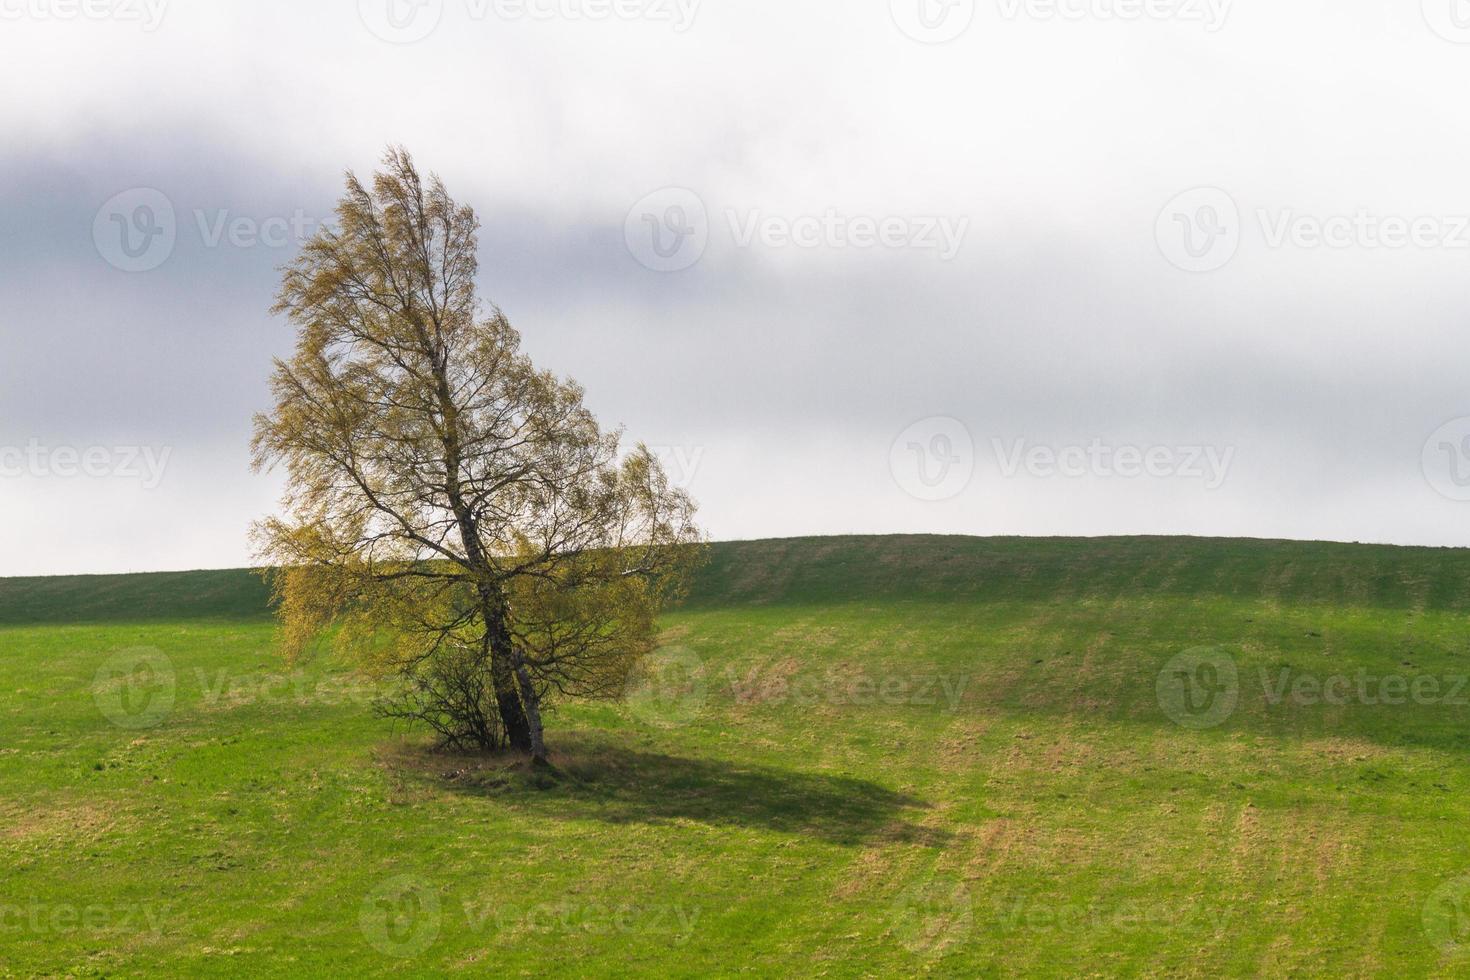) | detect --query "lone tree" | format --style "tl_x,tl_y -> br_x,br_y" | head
252,148 -> 703,763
